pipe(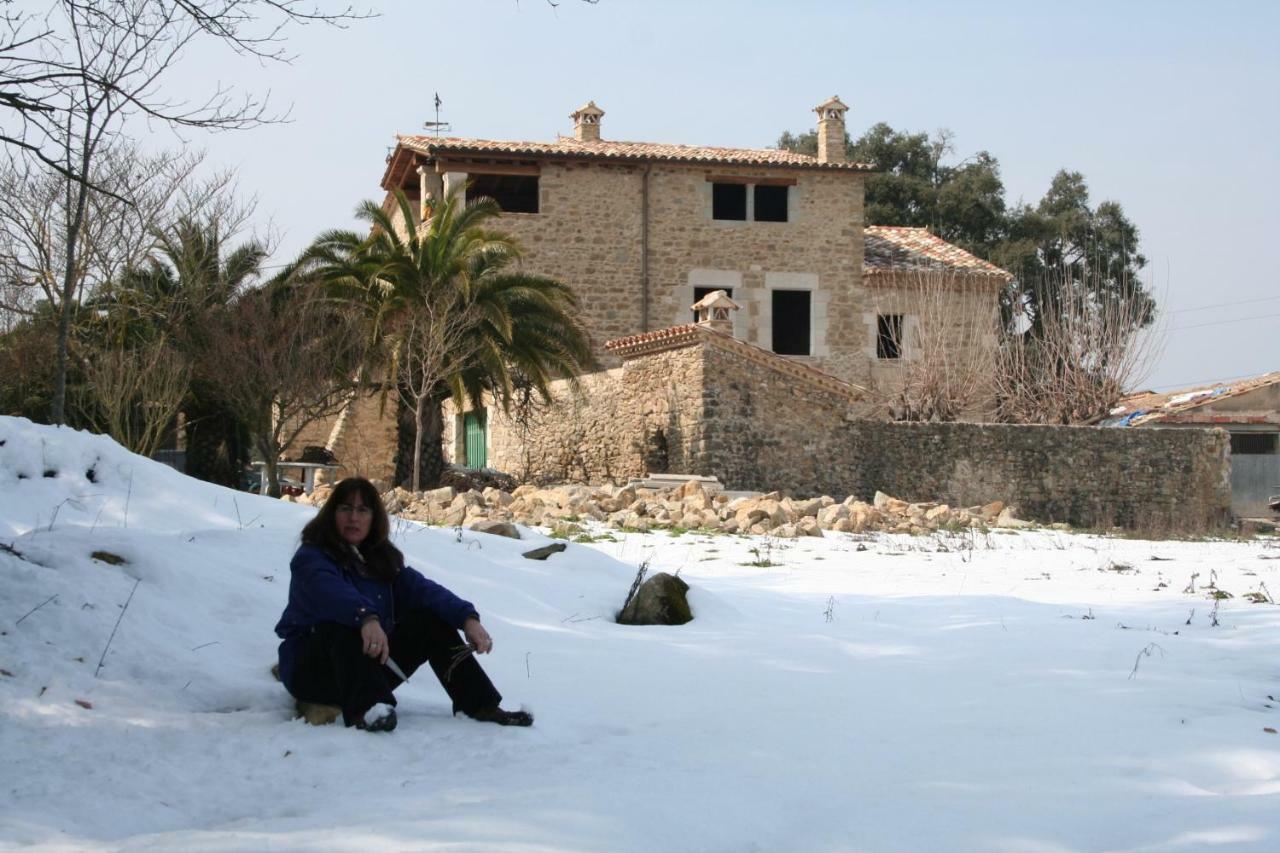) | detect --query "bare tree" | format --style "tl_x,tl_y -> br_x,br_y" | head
395,299 -> 481,492
0,144 -> 208,324
993,267 -> 1164,424
200,285 -> 365,497
74,334 -> 189,456
0,2 -> 368,185
0,1 -> 367,425
866,268 -> 1001,422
